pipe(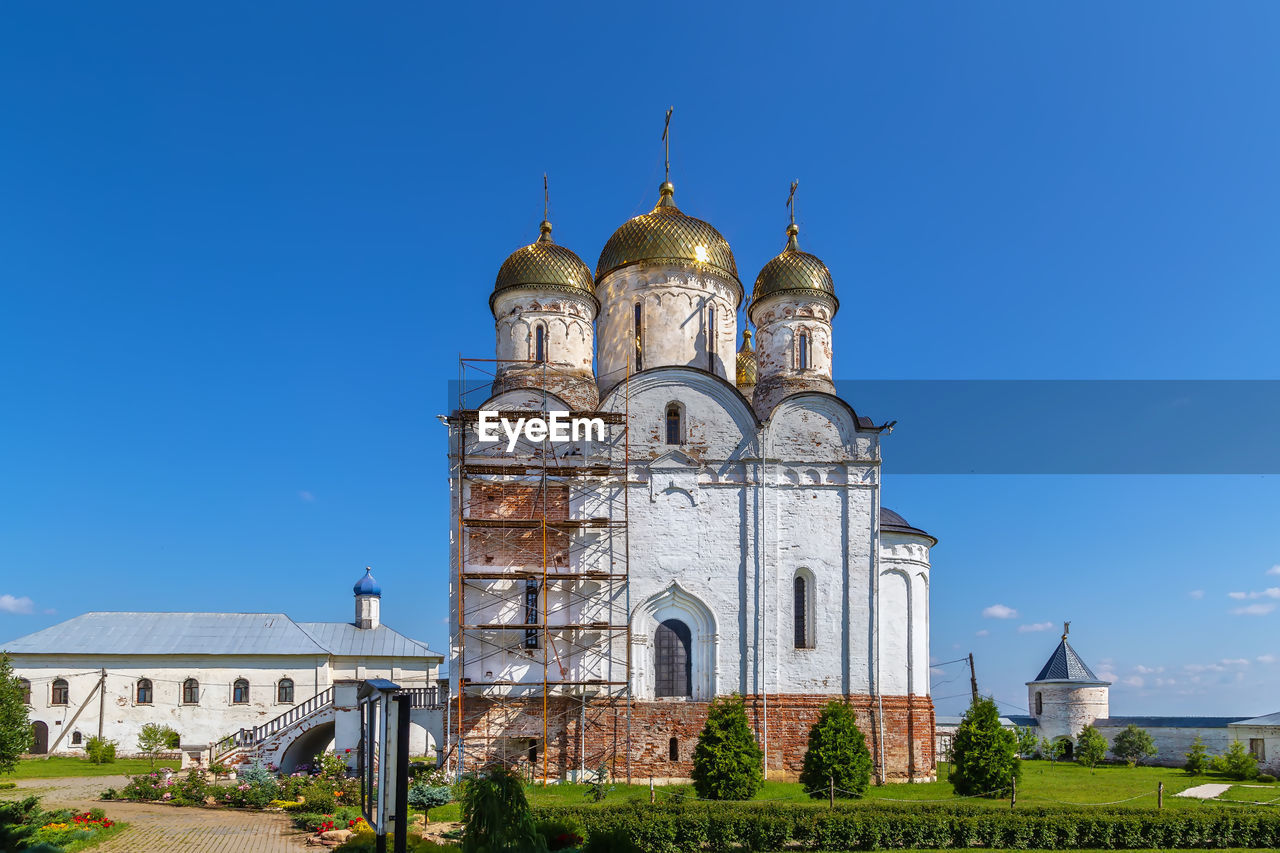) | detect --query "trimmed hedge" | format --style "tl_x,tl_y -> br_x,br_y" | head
531,801 -> 1280,851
